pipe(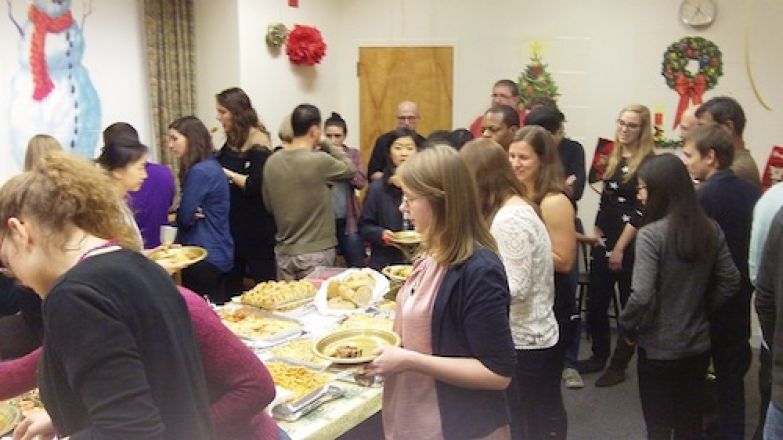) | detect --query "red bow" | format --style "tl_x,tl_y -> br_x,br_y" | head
672,74 -> 707,129
28,5 -> 74,101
